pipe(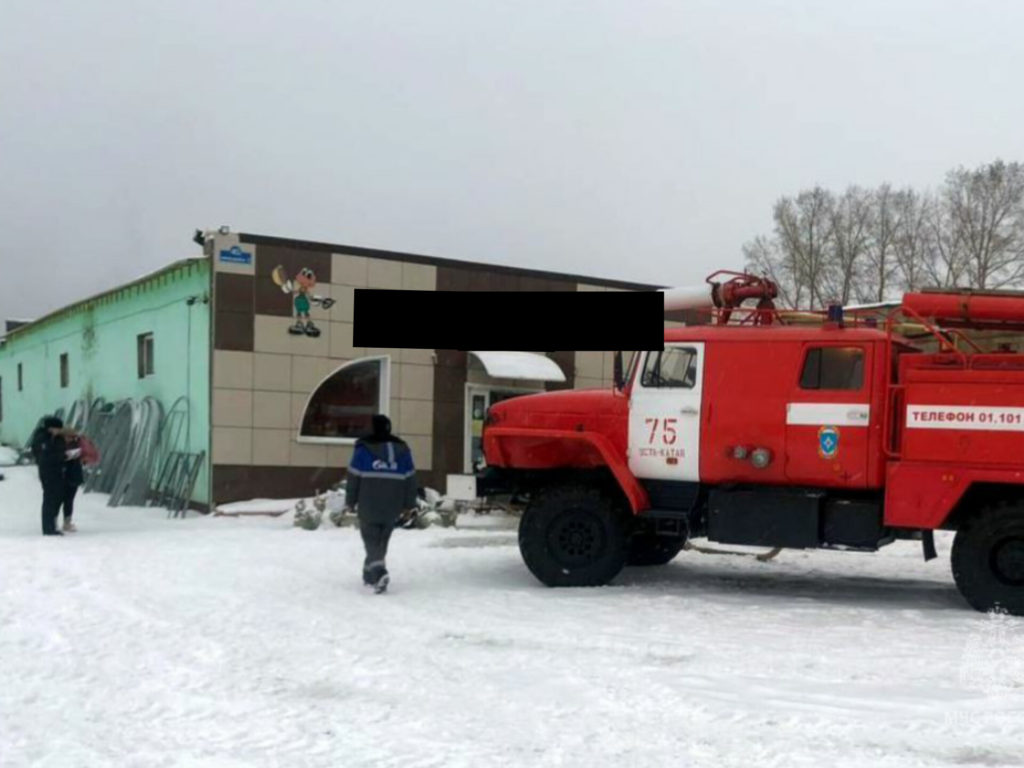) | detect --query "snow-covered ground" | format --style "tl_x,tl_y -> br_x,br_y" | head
1,465 -> 1023,768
